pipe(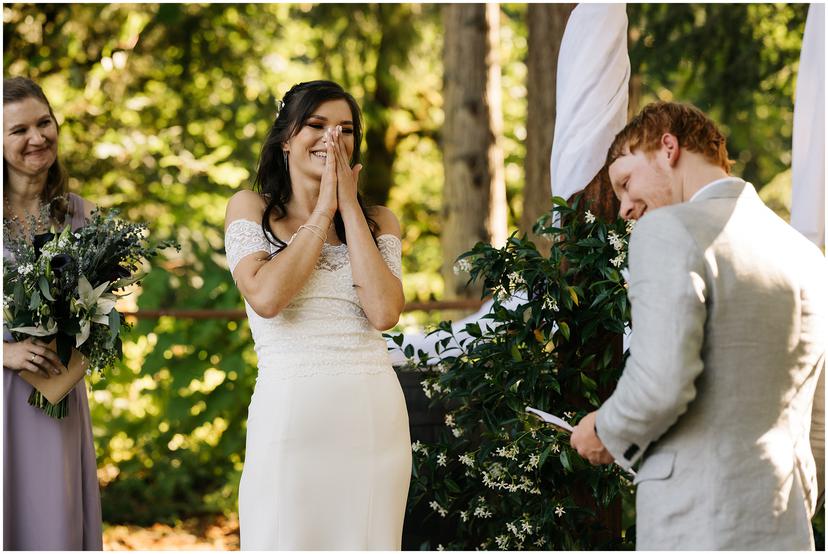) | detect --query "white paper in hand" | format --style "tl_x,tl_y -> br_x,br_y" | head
525,406 -> 574,434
